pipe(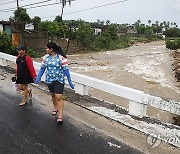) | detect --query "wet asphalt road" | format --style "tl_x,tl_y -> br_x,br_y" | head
0,89 -> 142,154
